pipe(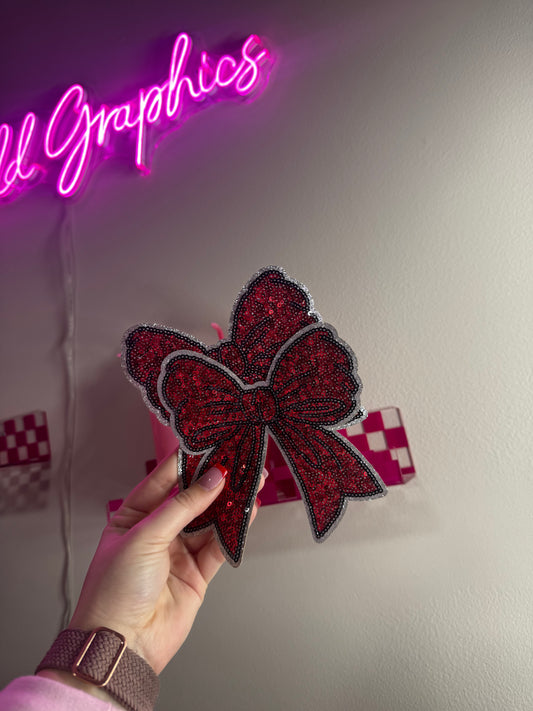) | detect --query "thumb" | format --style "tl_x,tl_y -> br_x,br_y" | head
136,465 -> 228,546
